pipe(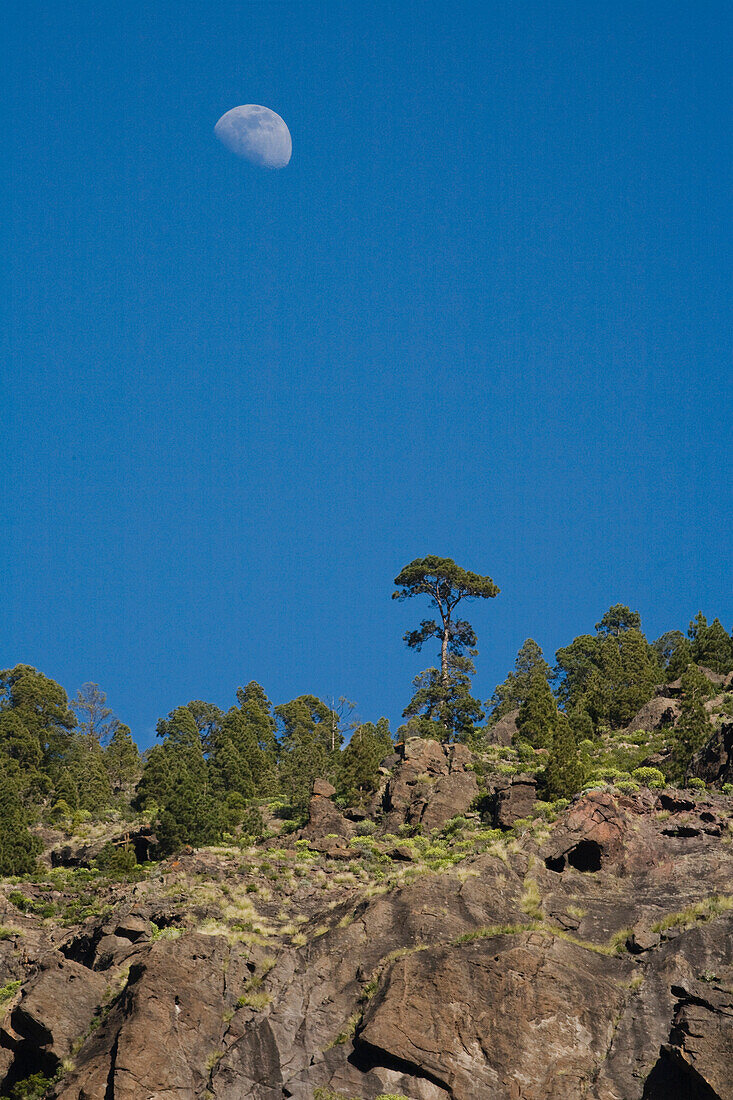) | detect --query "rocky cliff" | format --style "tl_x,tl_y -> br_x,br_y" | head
0,745 -> 731,1099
